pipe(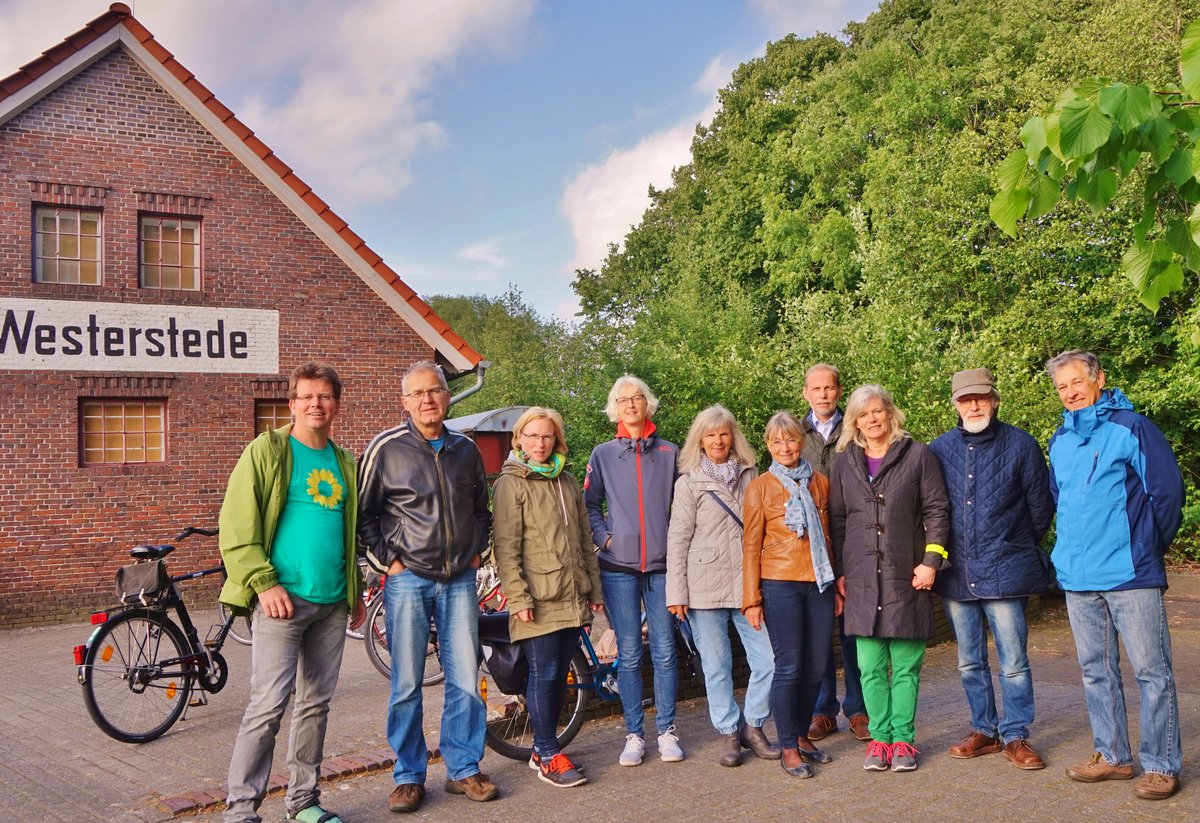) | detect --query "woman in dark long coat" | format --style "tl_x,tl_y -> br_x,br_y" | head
829,385 -> 949,773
